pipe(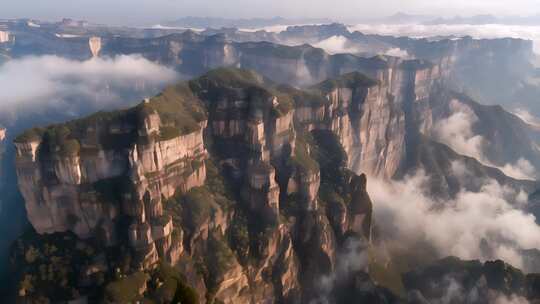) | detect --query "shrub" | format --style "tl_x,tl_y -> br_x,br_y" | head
105,272 -> 149,304
179,187 -> 216,233
205,232 -> 236,291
